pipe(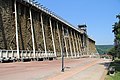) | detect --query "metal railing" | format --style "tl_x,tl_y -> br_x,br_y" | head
0,49 -> 55,62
